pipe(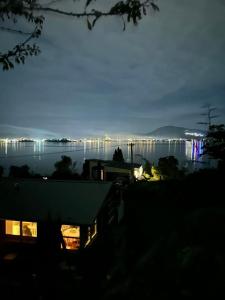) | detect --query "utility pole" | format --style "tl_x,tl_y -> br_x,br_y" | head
128,142 -> 135,182
197,104 -> 219,131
